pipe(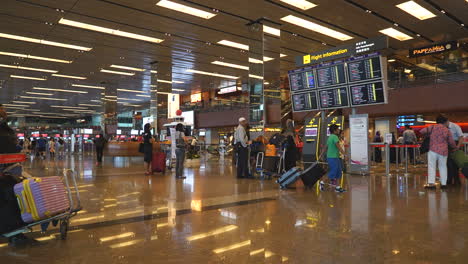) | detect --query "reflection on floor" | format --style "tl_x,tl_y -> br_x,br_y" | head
1,154 -> 468,263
